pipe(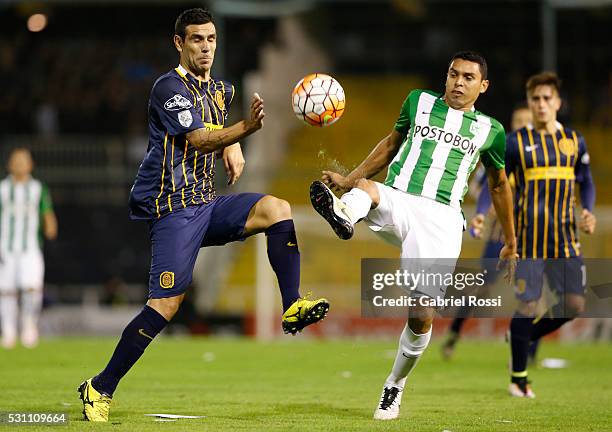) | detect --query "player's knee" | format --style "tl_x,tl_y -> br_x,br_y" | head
408,307 -> 434,333
354,178 -> 379,205
265,196 -> 292,223
354,178 -> 374,193
517,301 -> 538,317
566,298 -> 585,317
148,296 -> 183,320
